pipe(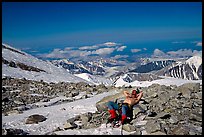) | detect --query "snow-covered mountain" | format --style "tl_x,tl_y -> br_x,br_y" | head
51,59 -> 91,74
130,60 -> 175,73
2,43 -> 91,84
51,59 -> 106,75
110,72 -> 162,84
50,57 -> 127,76
74,73 -> 113,86
155,56 -> 202,80
111,72 -> 163,87
114,75 -> 202,87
